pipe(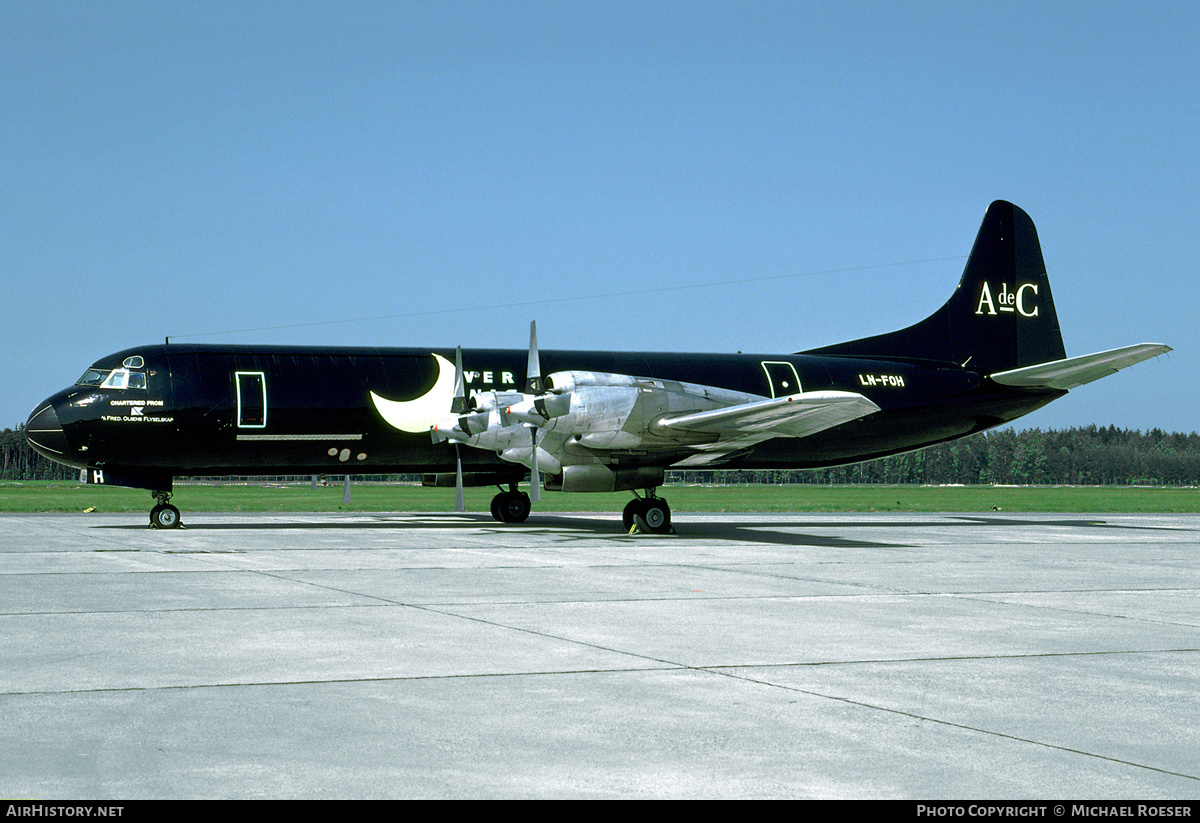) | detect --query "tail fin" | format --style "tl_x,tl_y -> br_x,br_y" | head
804,201 -> 1067,373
